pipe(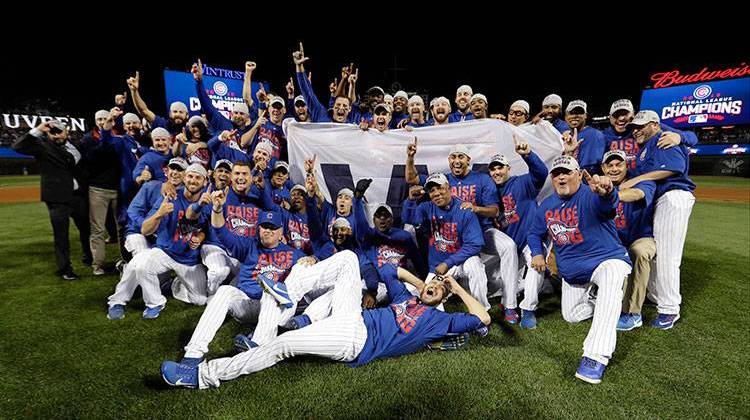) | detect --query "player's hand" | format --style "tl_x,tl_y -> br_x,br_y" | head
341,63 -> 352,80
491,113 -> 507,121
36,121 -> 53,133
657,131 -> 681,149
254,109 -> 268,128
460,201 -> 475,212
297,256 -> 318,267
292,42 -> 309,66
399,119 -> 411,130
359,117 -> 369,131
361,291 -> 376,309
115,91 -> 127,106
582,170 -> 613,196
219,129 -> 238,142
348,67 -> 359,85
408,185 -> 425,201
354,178 -> 373,199
186,141 -> 206,156
161,180 -> 177,200
157,197 -> 174,217
191,58 -> 203,82
531,255 -> 546,273
286,77 -> 295,97
280,200 -> 291,210
198,185 -> 212,206
434,263 -> 449,276
126,71 -> 140,91
251,169 -> 264,189
562,128 -> 579,155
139,165 -> 152,183
304,154 -> 317,174
211,186 -> 228,210
531,111 -> 543,125
406,136 -> 418,158
441,275 -> 459,295
513,133 -> 531,156
245,61 -> 256,73
175,127 -> 188,145
256,84 -> 268,103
